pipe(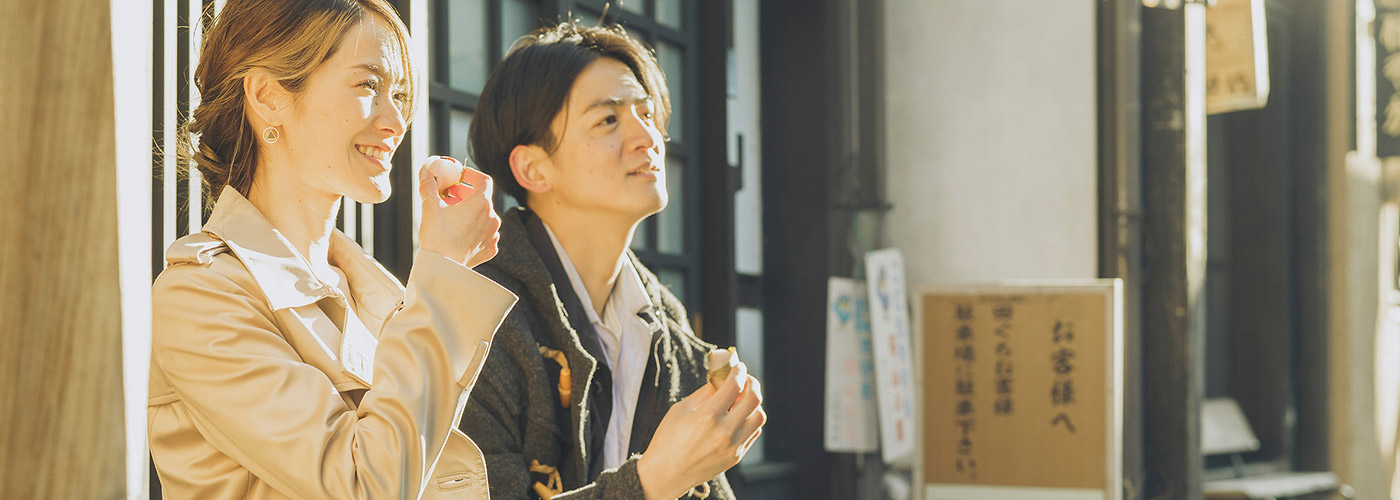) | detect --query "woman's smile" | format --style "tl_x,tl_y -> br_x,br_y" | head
356,144 -> 393,170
